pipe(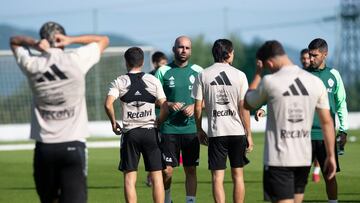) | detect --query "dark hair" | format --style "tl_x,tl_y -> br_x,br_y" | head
152,51 -> 167,63
308,38 -> 328,52
256,40 -> 285,61
212,39 -> 233,62
39,21 -> 66,47
300,48 -> 309,55
124,47 -> 144,68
